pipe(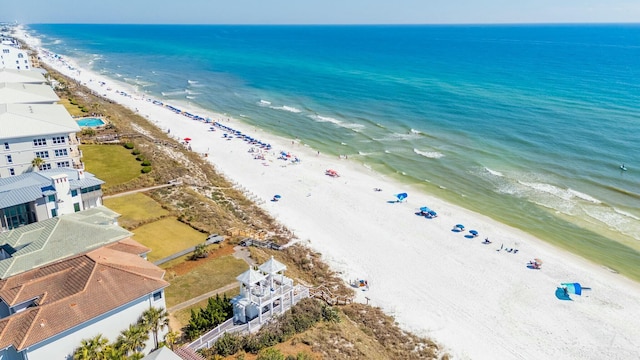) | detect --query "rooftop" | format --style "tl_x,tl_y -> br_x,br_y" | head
0,103 -> 80,139
0,69 -> 46,84
0,206 -> 130,279
0,168 -> 103,209
0,243 -> 168,351
0,82 -> 58,104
